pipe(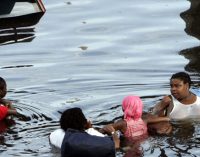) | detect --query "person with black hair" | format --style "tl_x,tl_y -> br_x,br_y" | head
60,107 -> 120,157
152,72 -> 200,120
0,77 -> 18,121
